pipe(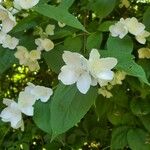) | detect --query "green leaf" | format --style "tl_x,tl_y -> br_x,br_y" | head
99,36 -> 149,85
34,4 -> 86,32
130,98 -> 150,116
98,21 -> 117,32
43,45 -> 64,73
86,32 -> 102,51
140,115 -> 150,132
64,36 -> 83,52
143,7 -> 150,32
111,126 -> 129,150
88,0 -> 117,18
33,100 -> 52,135
0,47 -> 17,74
58,0 -> 75,9
50,84 -> 97,139
127,128 -> 150,150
